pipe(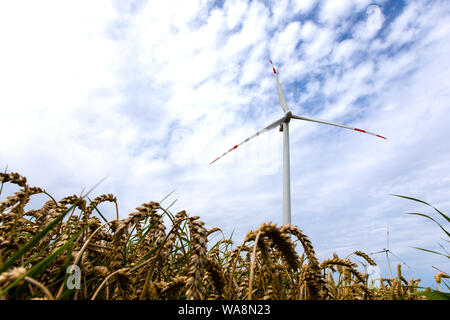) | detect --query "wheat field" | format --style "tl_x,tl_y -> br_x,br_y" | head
0,171 -> 444,300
